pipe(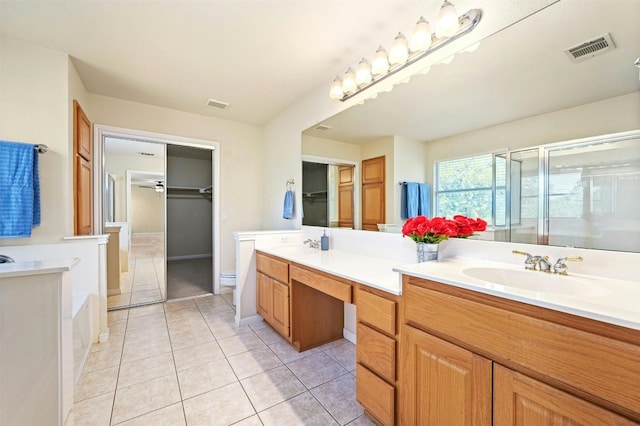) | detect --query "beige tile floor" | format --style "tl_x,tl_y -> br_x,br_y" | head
73,295 -> 376,425
108,233 -> 166,309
